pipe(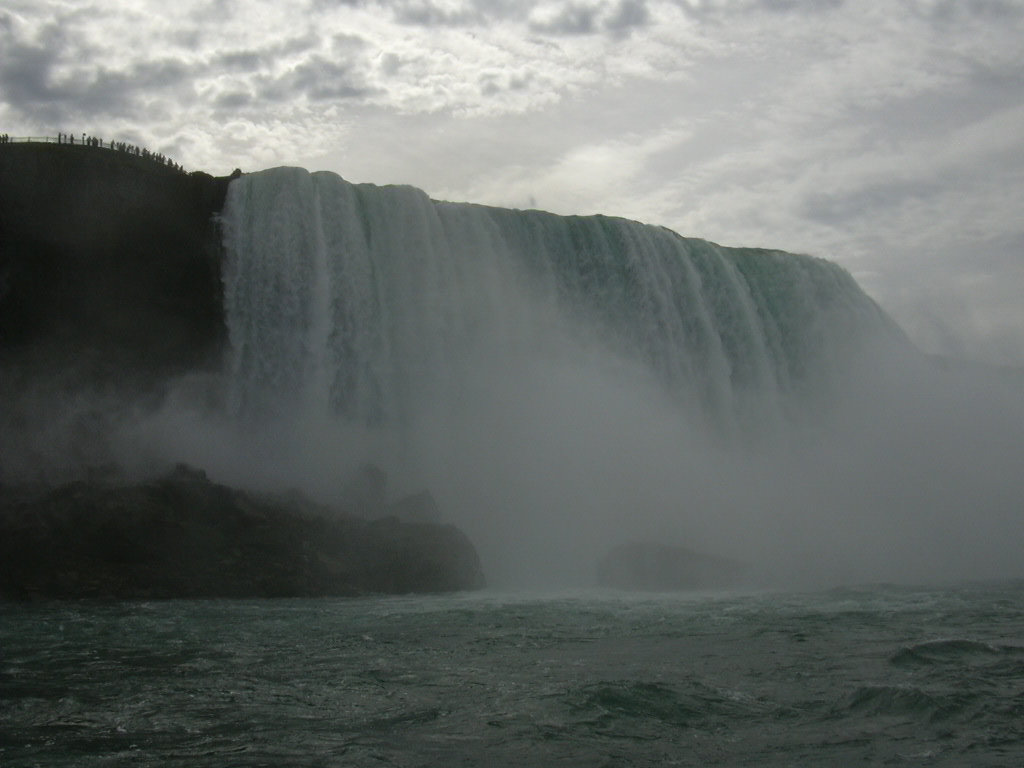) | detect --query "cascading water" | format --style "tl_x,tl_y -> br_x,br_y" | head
219,166 -> 951,586
222,167 -> 902,436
